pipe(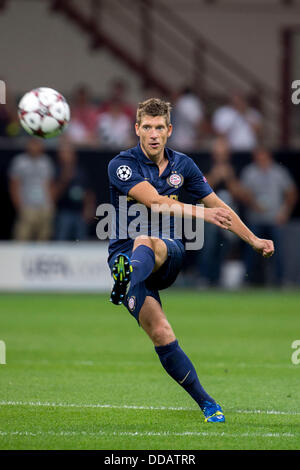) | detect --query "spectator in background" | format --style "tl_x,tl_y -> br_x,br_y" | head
197,137 -> 257,286
212,92 -> 263,151
170,87 -> 204,152
8,138 -> 55,240
99,79 -> 135,121
97,98 -> 134,149
241,148 -> 298,285
53,140 -> 95,241
66,85 -> 98,146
